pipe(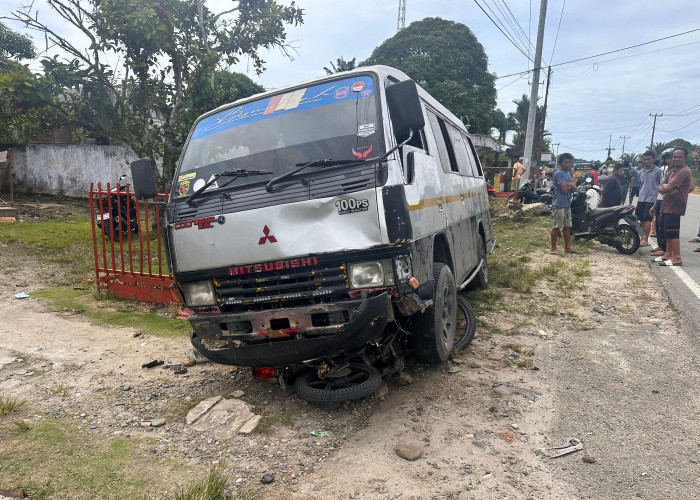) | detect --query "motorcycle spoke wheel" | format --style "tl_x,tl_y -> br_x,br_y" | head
614,225 -> 639,255
294,363 -> 382,403
453,294 -> 477,351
